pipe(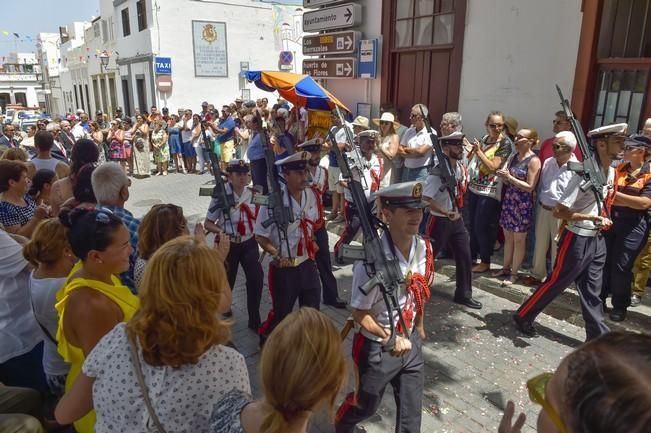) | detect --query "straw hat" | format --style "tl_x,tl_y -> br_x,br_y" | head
372,112 -> 400,130
351,116 -> 370,130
